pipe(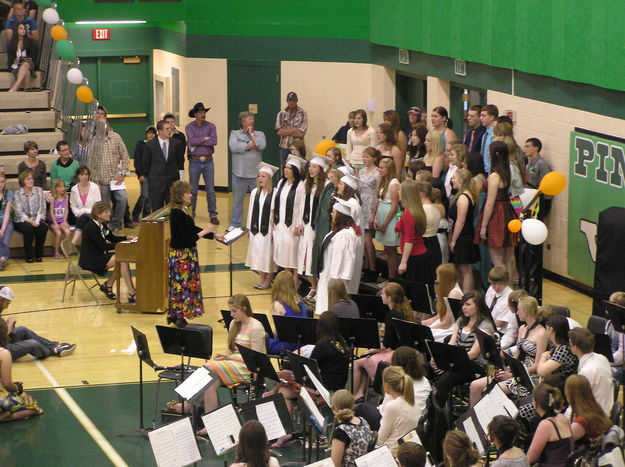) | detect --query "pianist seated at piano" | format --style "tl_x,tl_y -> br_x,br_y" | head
78,201 -> 136,303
